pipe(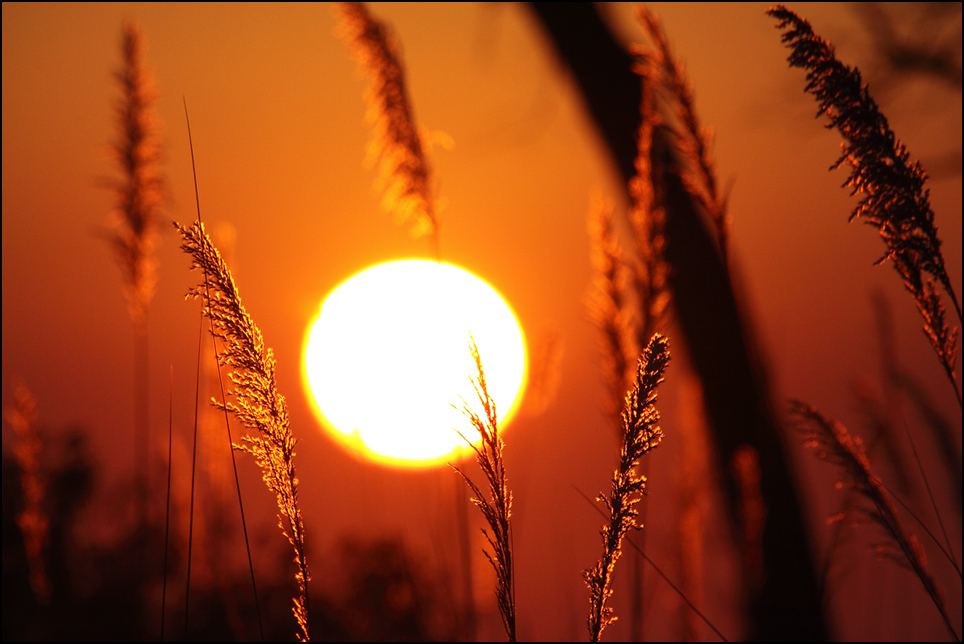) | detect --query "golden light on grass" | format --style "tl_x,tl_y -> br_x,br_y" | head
303,259 -> 526,468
